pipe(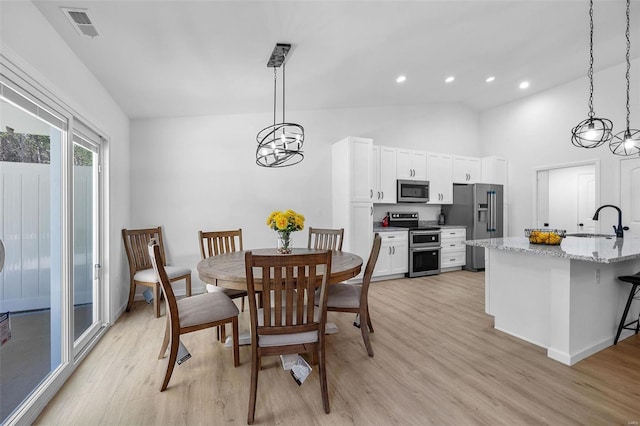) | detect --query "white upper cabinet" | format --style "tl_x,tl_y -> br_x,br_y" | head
426,152 -> 453,204
452,155 -> 482,183
481,156 -> 507,186
372,145 -> 397,204
397,149 -> 427,180
332,136 -> 373,202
